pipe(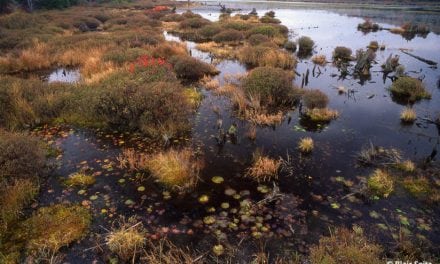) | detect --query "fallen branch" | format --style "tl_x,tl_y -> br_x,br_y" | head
400,49 -> 438,66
